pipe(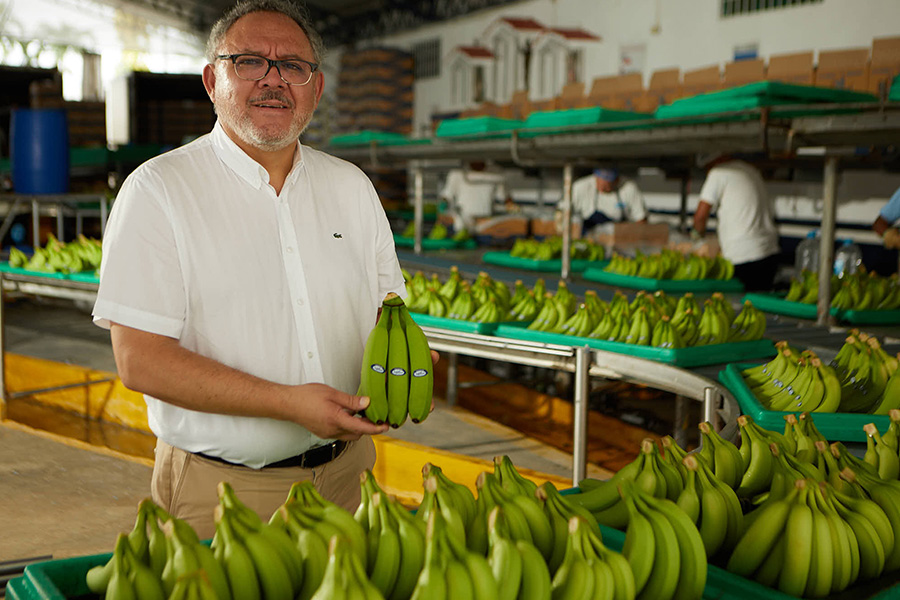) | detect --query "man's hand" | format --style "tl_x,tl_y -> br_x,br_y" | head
884,227 -> 900,250
290,383 -> 389,441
